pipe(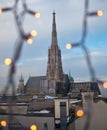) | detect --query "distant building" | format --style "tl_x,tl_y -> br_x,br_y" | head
17,12 -> 70,97
17,12 -> 99,98
25,76 -> 46,95
70,82 -> 99,92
